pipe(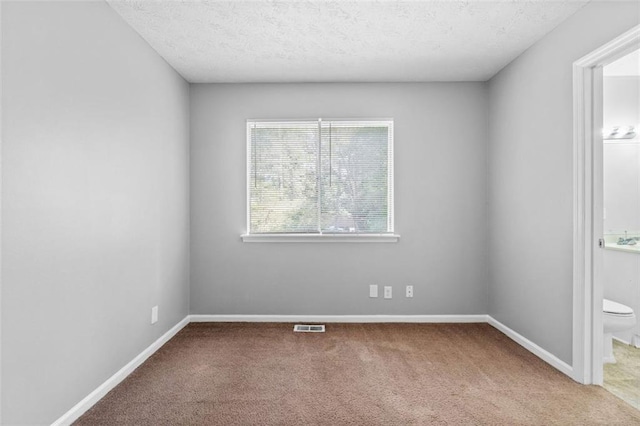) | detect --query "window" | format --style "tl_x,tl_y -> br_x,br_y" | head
243,119 -> 398,242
